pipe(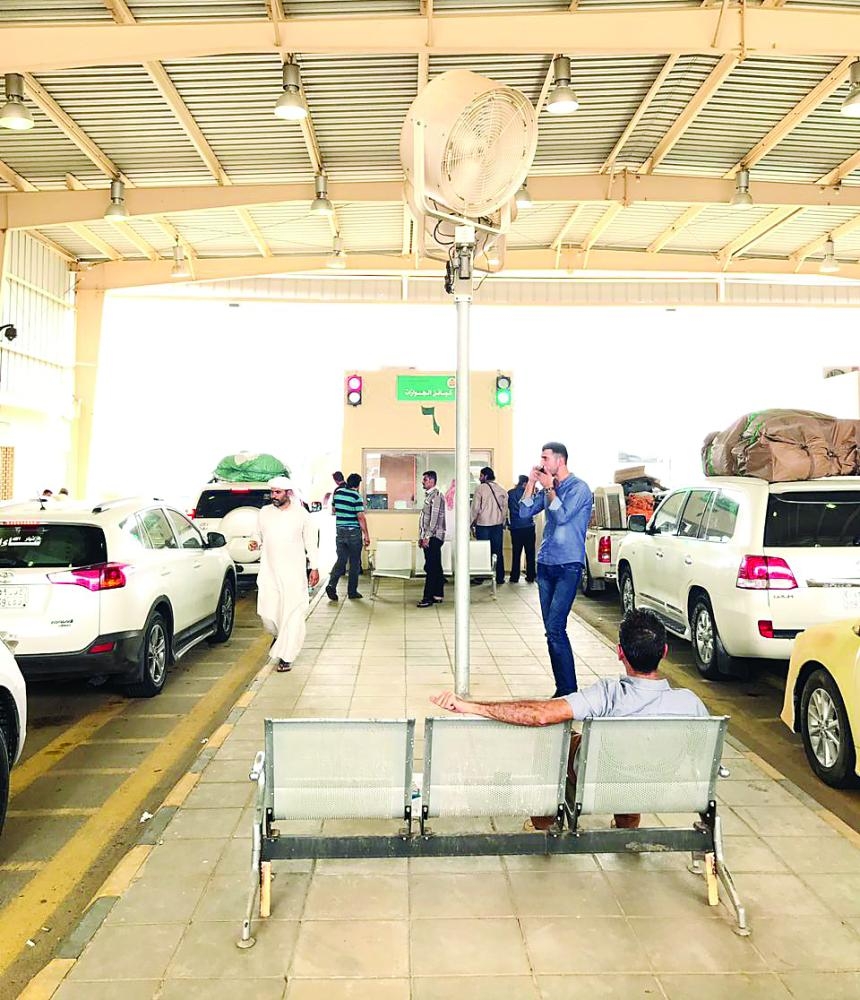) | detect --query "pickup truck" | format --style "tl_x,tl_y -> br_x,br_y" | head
582,485 -> 627,596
